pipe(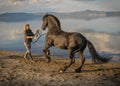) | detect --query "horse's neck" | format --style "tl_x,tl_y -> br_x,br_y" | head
48,27 -> 63,32
47,26 -> 63,35
47,17 -> 63,33
48,23 -> 63,32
